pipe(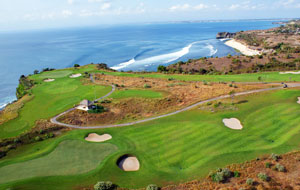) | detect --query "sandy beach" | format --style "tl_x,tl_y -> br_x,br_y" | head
225,39 -> 261,56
